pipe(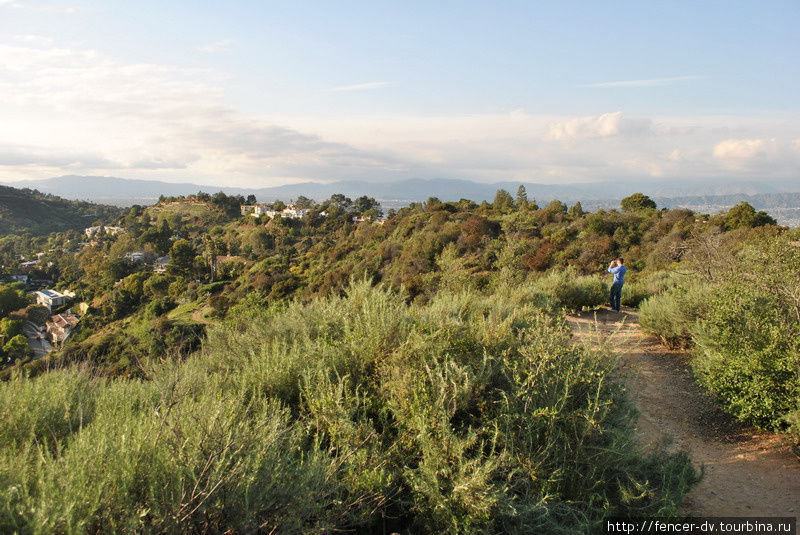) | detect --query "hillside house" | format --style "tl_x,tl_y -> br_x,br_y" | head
241,204 -> 268,217
46,310 -> 80,346
84,225 -> 125,238
280,206 -> 309,219
35,289 -> 67,309
124,251 -> 154,264
153,255 -> 170,273
242,204 -> 311,219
